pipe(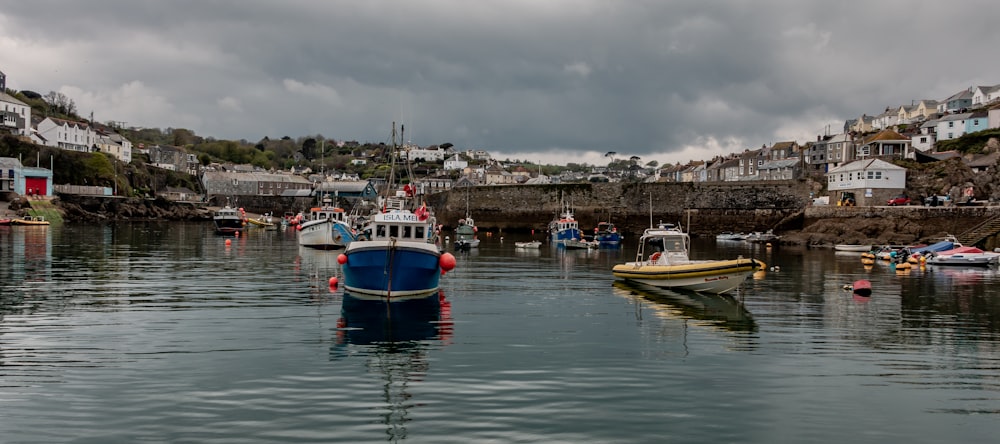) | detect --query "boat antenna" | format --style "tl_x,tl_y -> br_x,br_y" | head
648,190 -> 653,229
